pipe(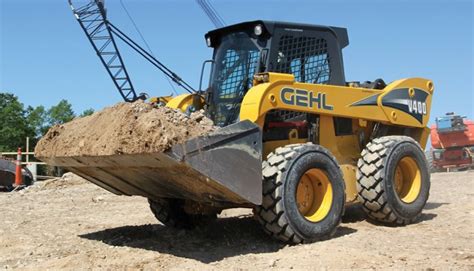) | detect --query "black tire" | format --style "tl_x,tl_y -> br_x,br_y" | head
357,136 -> 430,225
22,167 -> 34,186
425,151 -> 443,173
148,198 -> 216,229
254,143 -> 345,244
455,166 -> 470,172
425,151 -> 435,173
